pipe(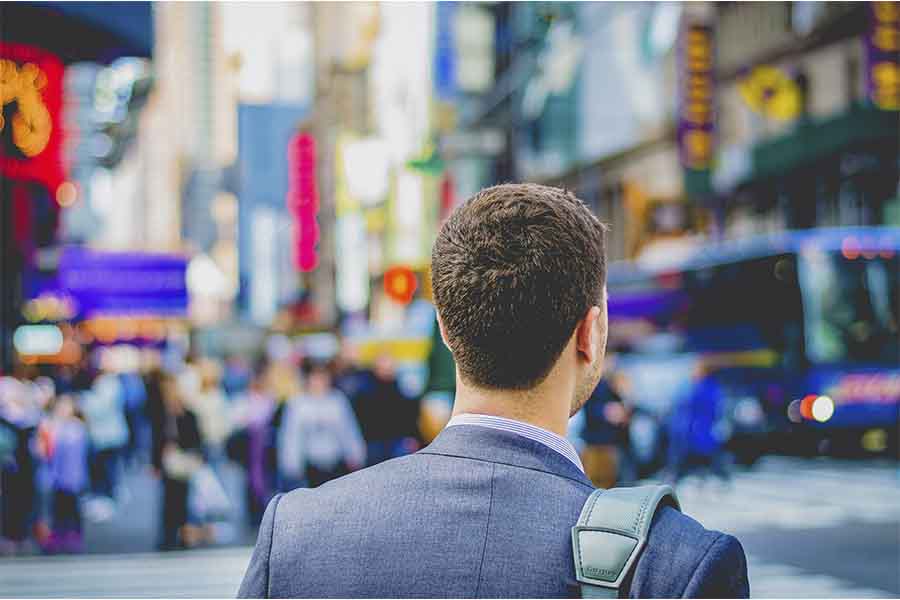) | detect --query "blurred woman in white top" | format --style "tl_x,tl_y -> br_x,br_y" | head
278,359 -> 365,490
184,359 -> 231,460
